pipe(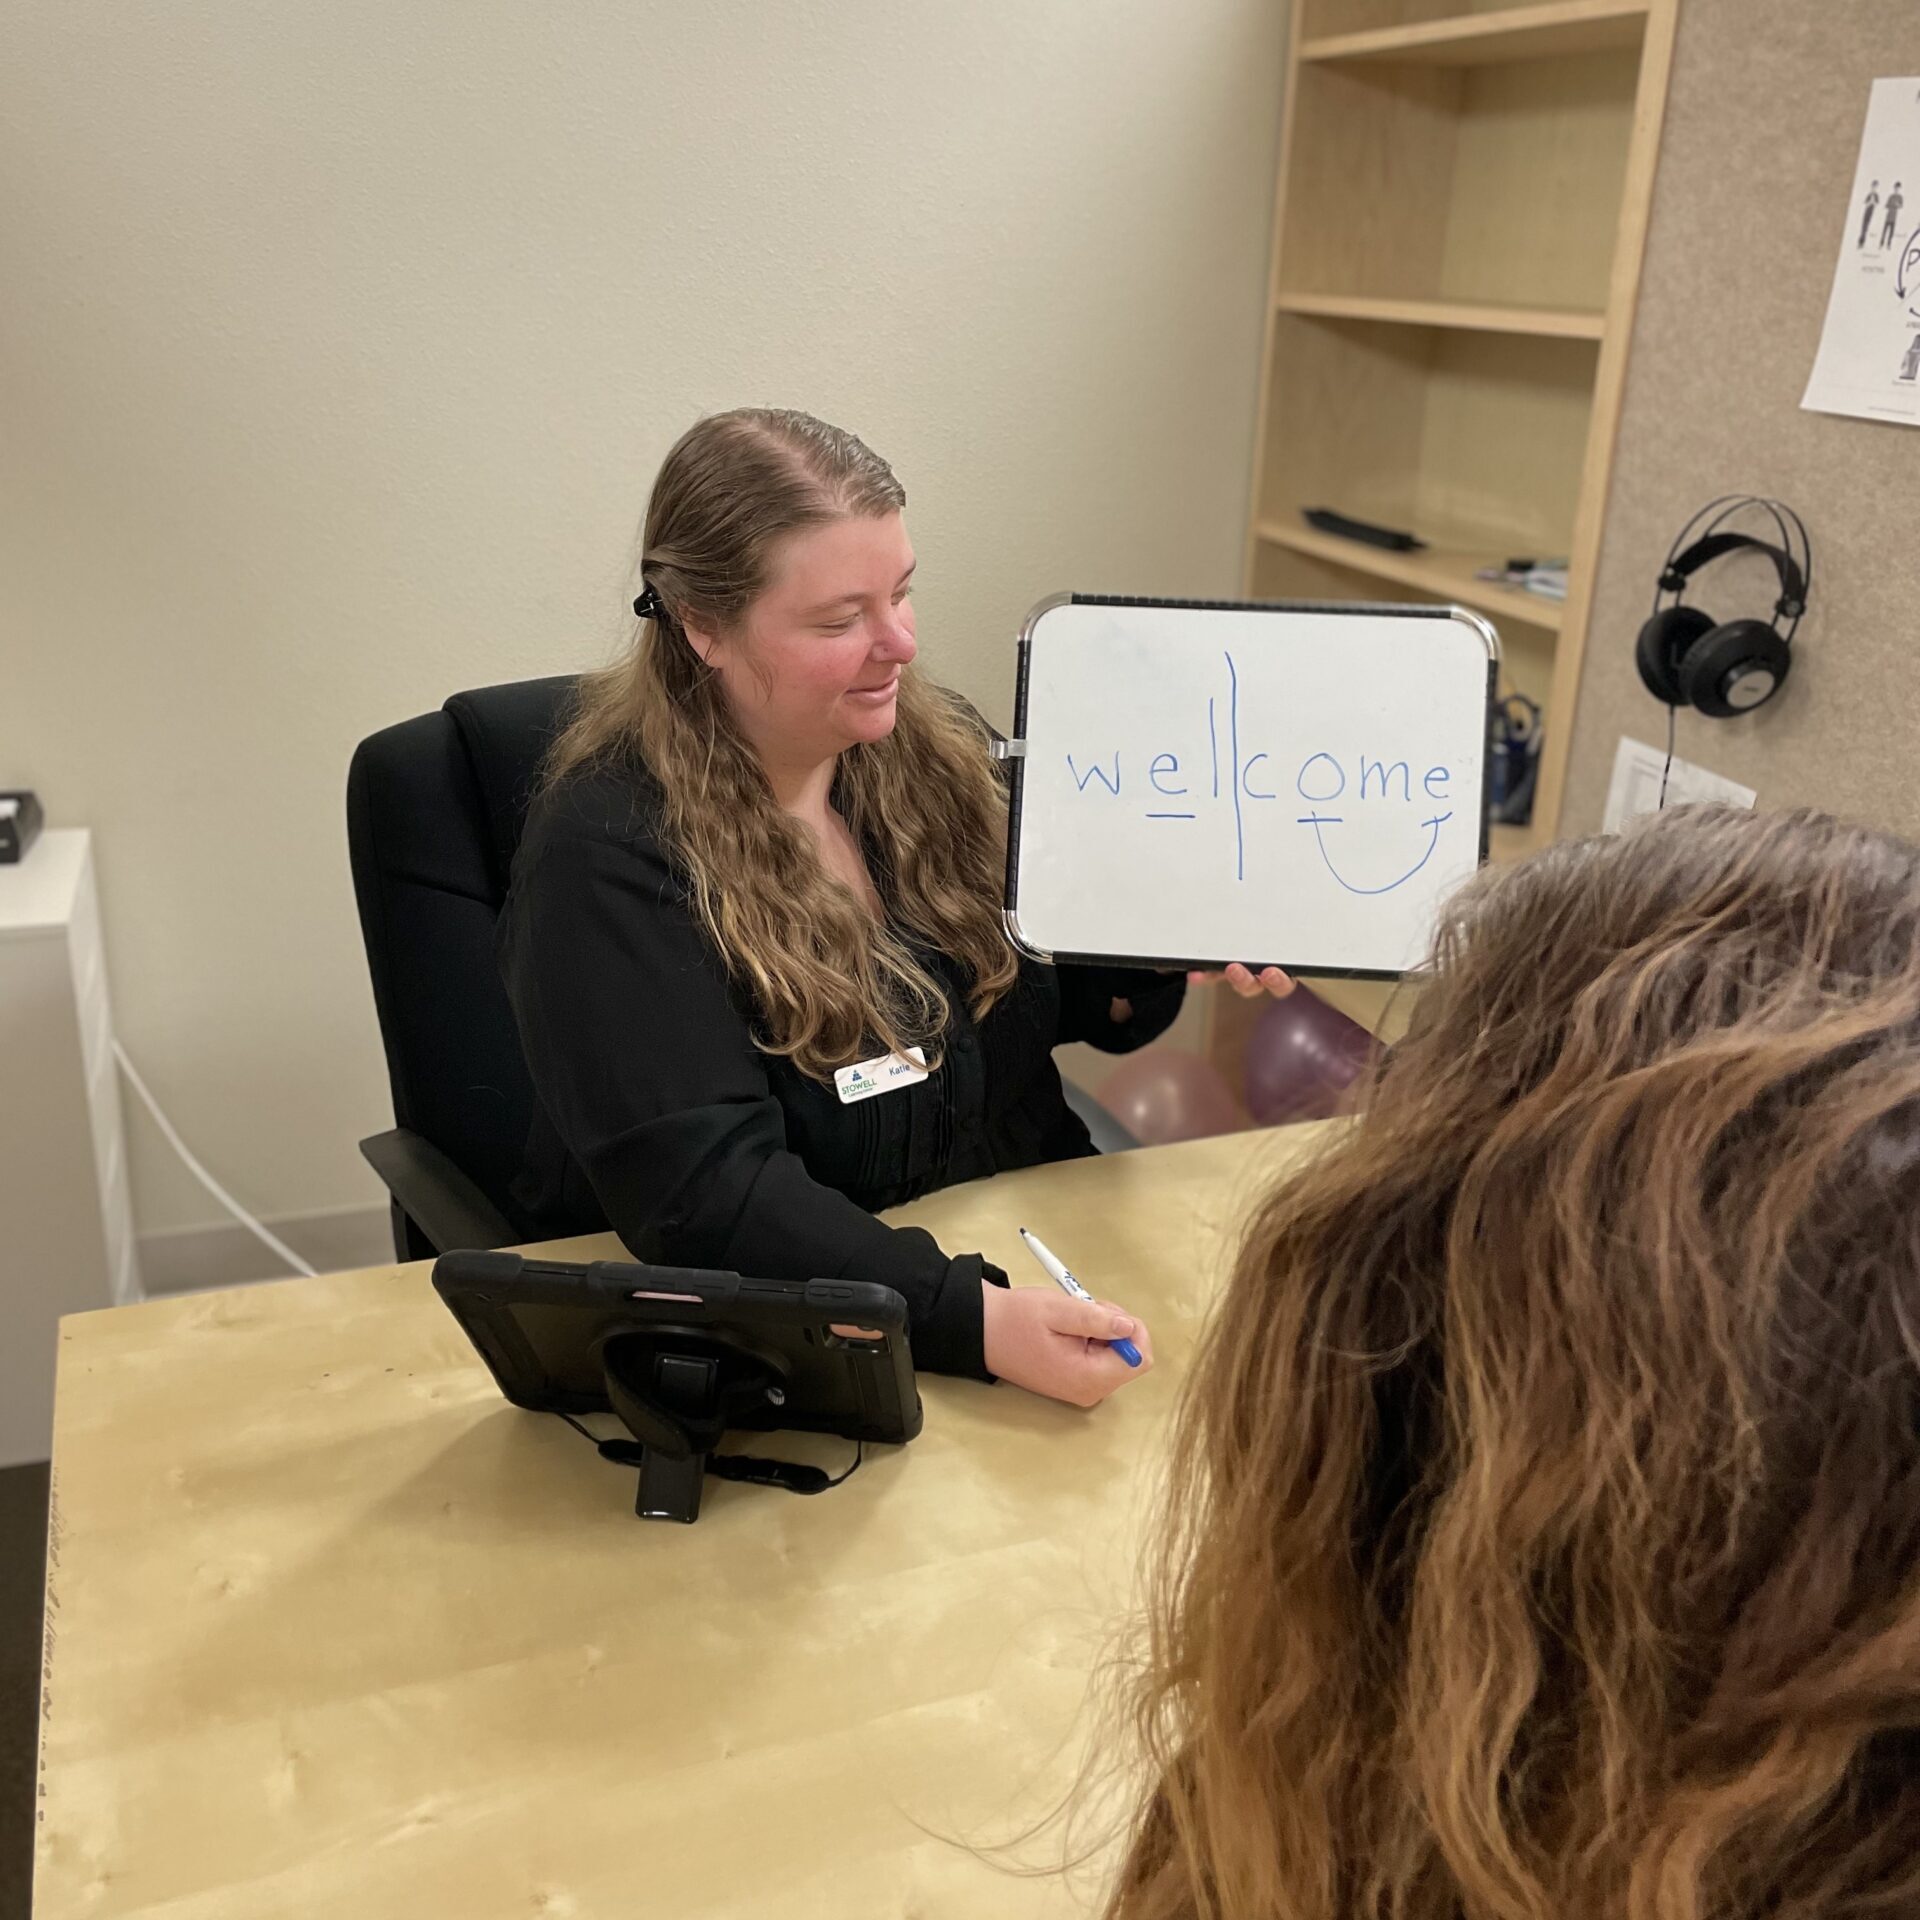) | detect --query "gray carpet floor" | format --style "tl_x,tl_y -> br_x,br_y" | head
0,1462 -> 48,1920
